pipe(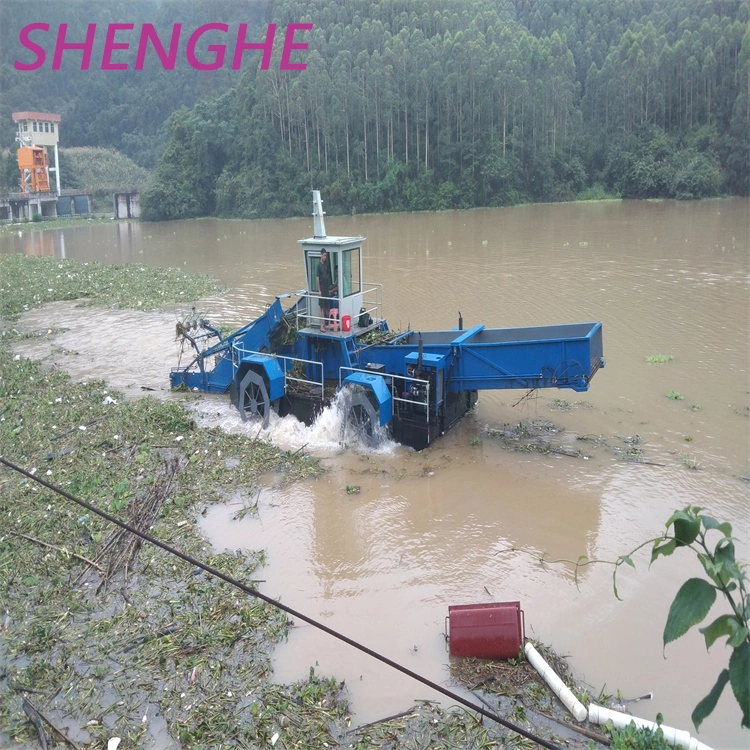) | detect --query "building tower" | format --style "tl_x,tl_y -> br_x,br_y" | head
12,111 -> 61,195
